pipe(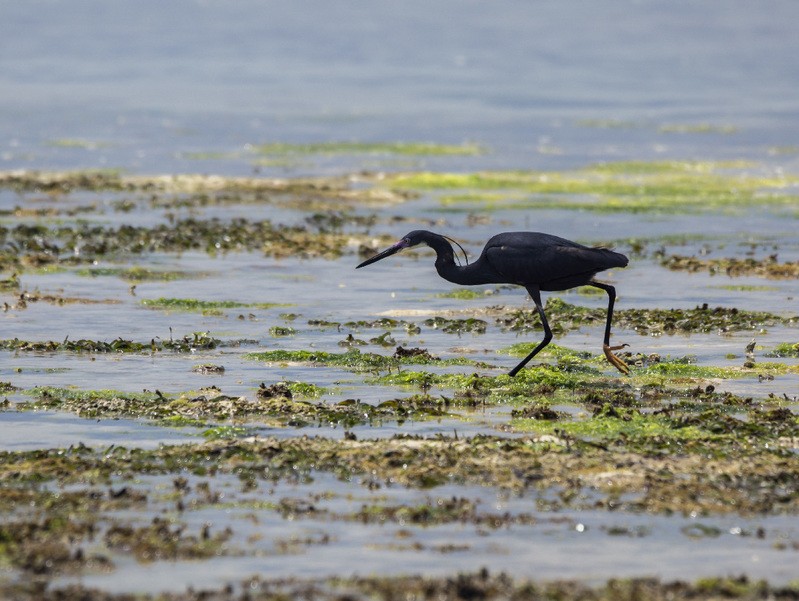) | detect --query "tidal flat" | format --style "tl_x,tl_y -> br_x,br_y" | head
1,160 -> 798,600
